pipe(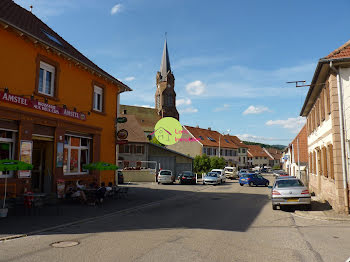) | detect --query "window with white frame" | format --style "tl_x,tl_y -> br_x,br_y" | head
38,61 -> 55,96
93,86 -> 103,112
63,135 -> 90,175
0,130 -> 16,177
